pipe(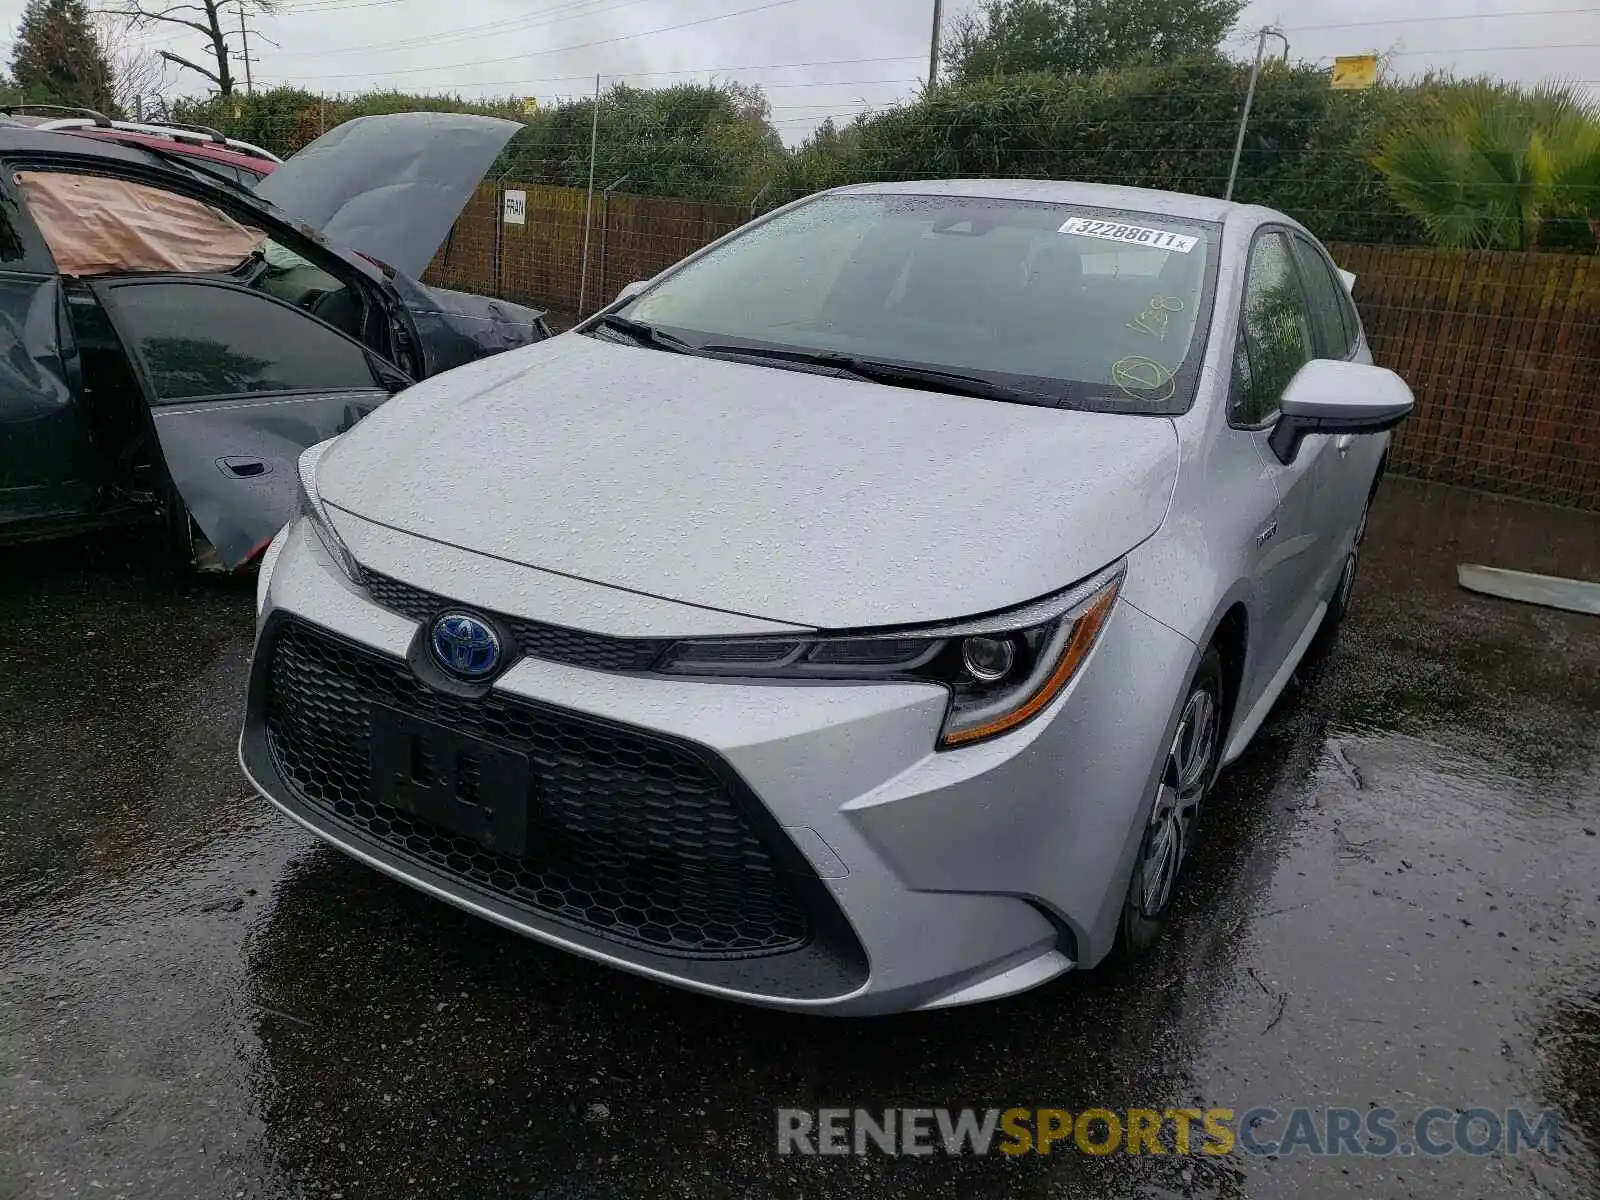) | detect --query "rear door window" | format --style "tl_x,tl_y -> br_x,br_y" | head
1290,234 -> 1358,359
